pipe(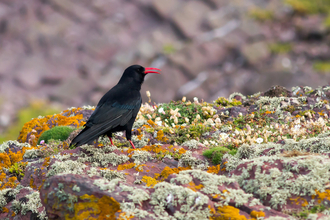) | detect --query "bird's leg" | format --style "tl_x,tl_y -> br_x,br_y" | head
109,137 -> 114,145
106,133 -> 114,145
129,140 -> 136,149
